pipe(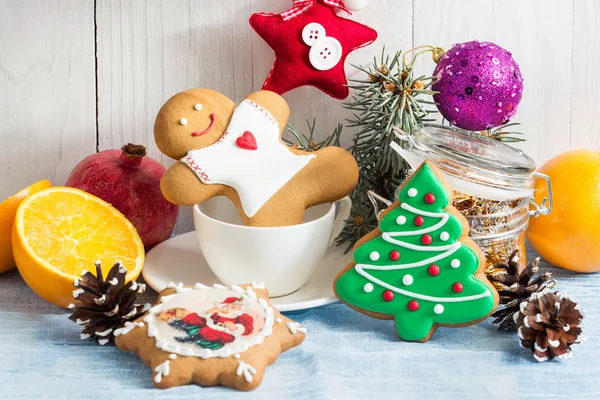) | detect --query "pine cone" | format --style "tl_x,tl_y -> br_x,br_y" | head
488,251 -> 556,330
515,290 -> 584,362
68,261 -> 150,345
